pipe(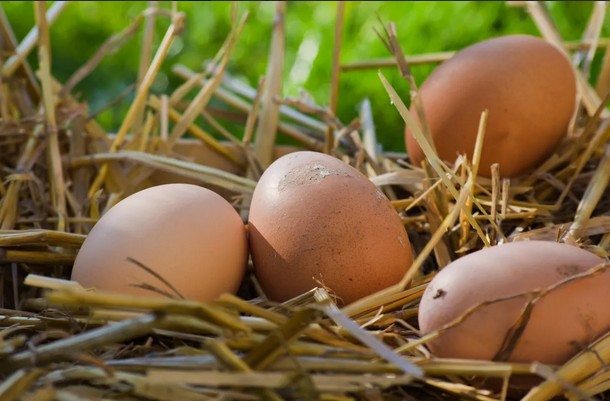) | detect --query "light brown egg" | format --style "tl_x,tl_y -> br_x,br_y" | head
248,151 -> 413,305
418,241 -> 607,364
71,183 -> 248,302
406,35 -> 576,177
